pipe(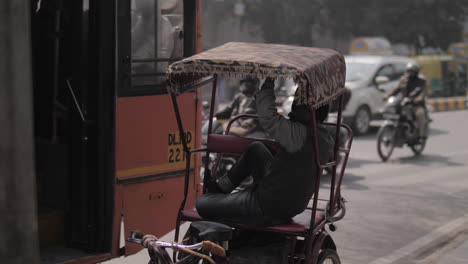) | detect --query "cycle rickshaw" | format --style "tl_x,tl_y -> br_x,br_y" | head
129,42 -> 353,264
